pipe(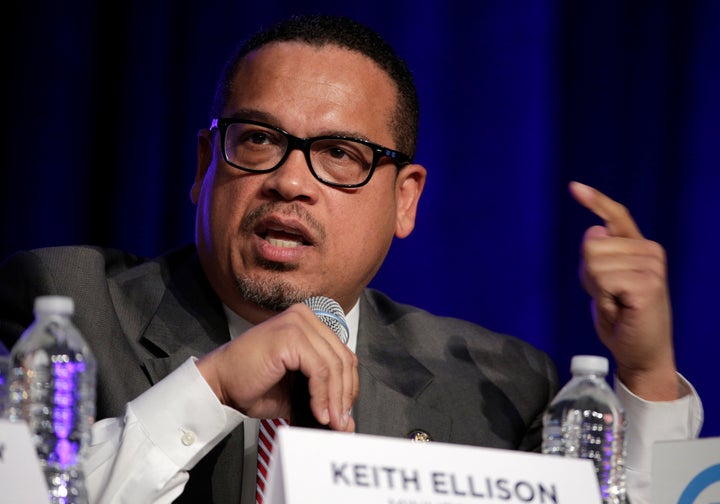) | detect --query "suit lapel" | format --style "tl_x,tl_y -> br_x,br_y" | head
110,246 -> 245,503
354,292 -> 453,442
116,249 -> 230,384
